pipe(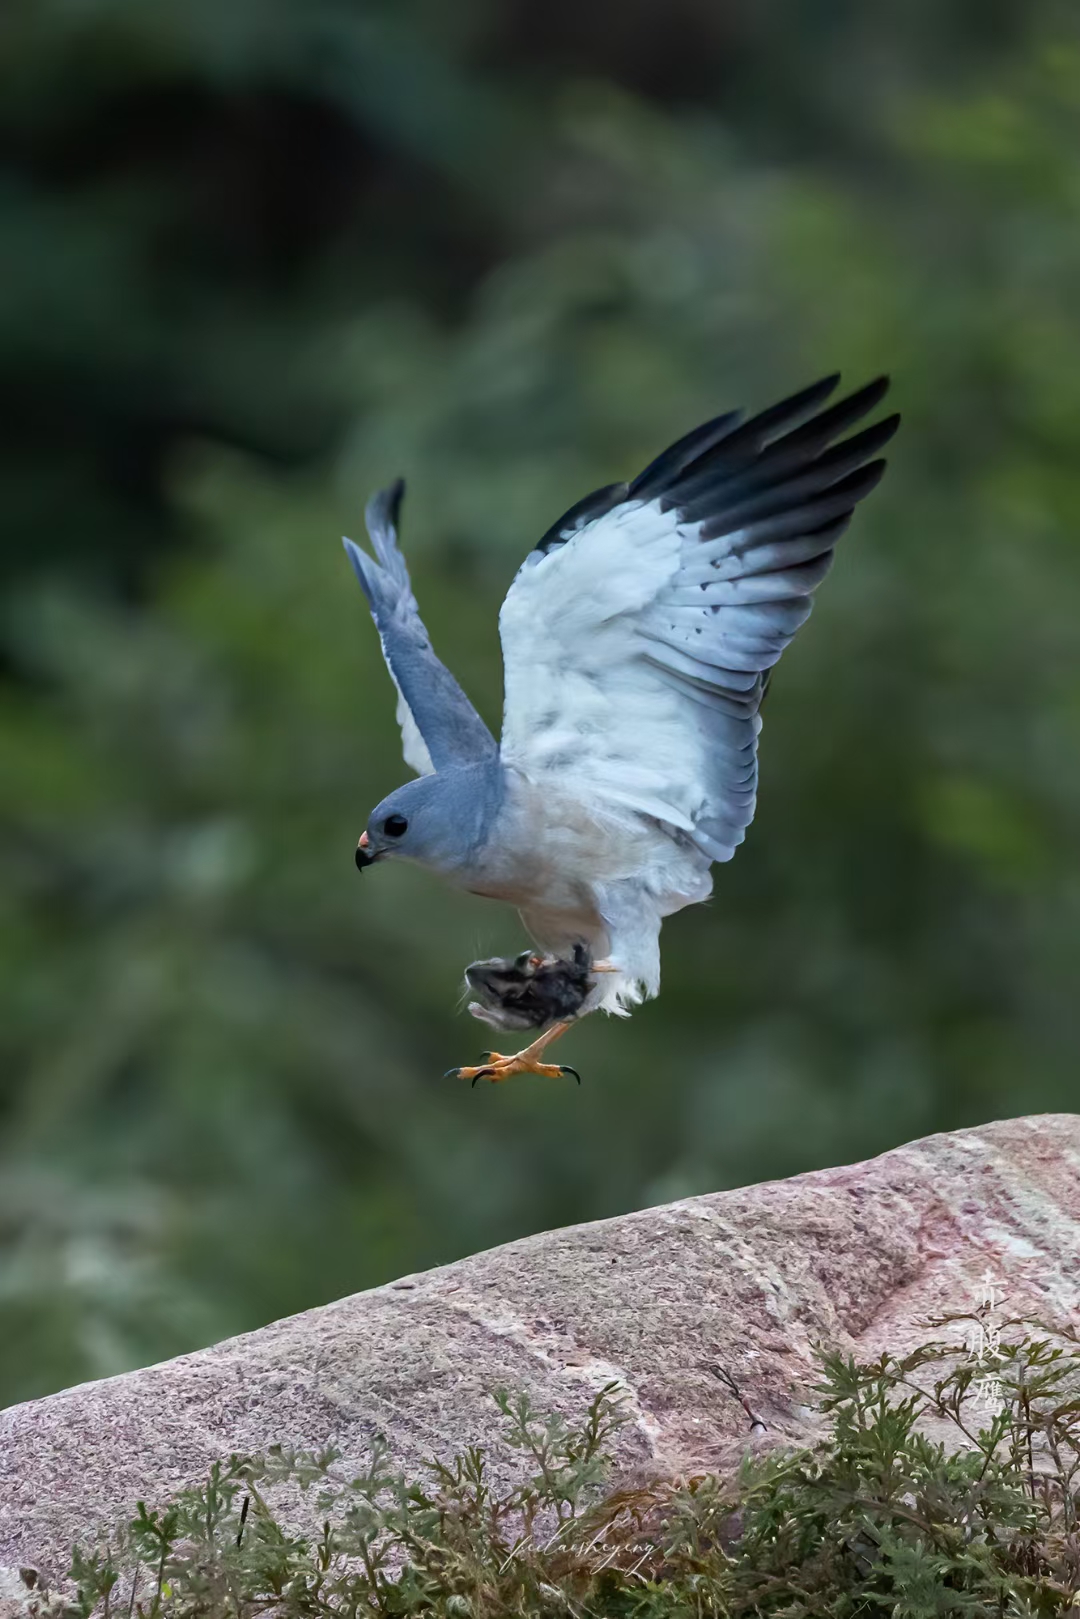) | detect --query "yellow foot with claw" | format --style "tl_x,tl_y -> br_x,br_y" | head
446,1051 -> 581,1087
445,1020 -> 580,1086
